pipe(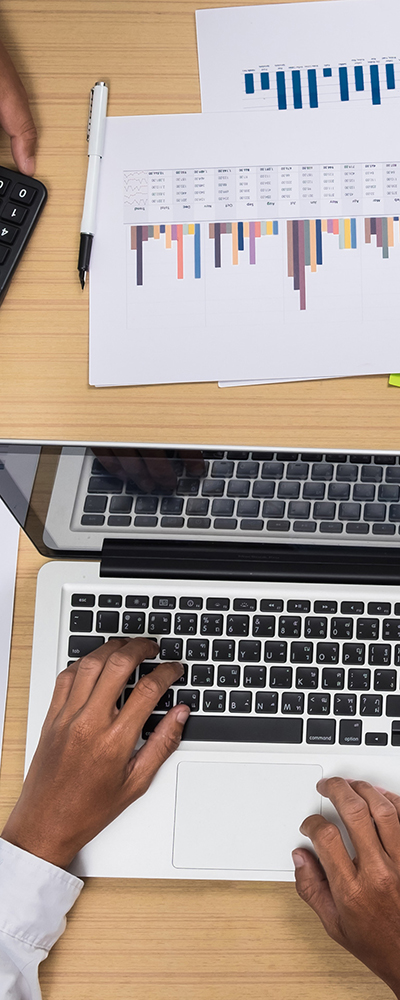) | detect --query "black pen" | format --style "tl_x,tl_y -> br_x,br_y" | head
78,81 -> 109,289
